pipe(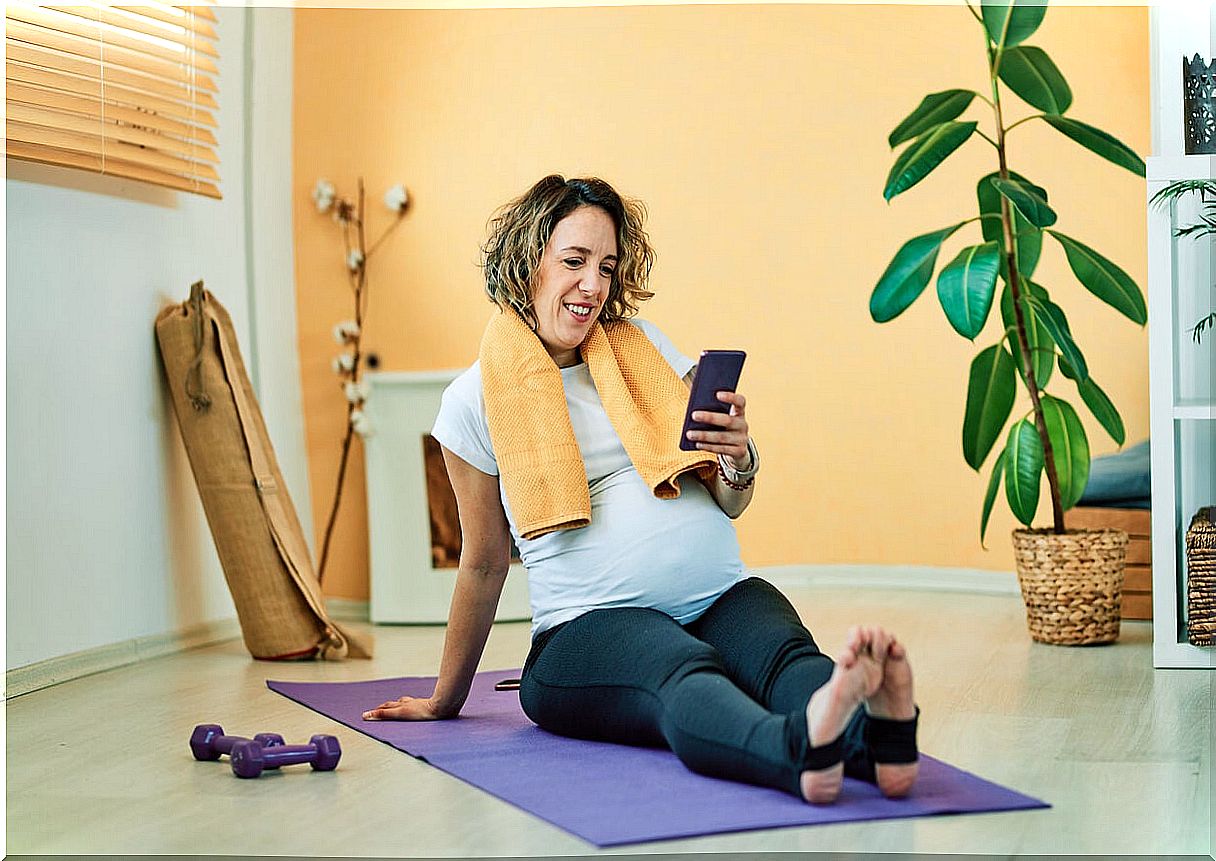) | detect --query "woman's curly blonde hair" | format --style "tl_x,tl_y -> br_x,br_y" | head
481,175 -> 656,330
